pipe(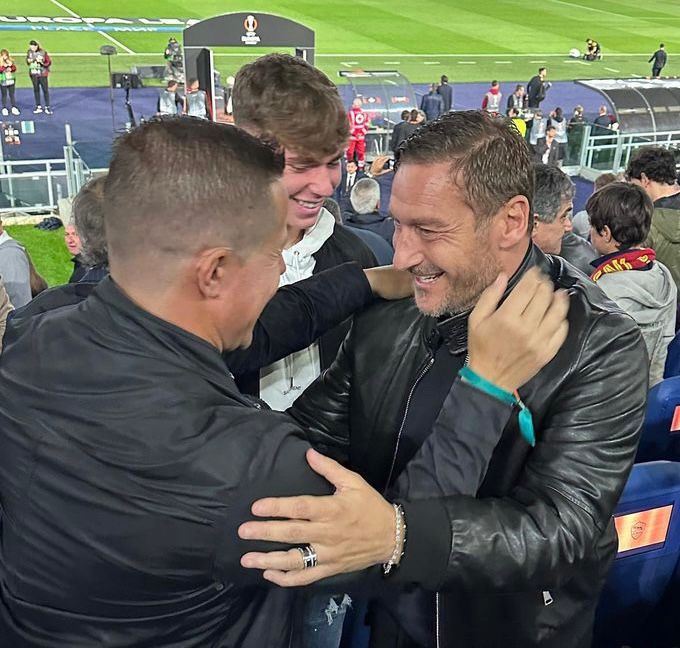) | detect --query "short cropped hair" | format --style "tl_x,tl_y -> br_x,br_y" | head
594,172 -> 618,191
72,176 -> 108,267
401,109 -> 410,120
587,182 -> 653,248
626,147 -> 678,185
233,54 -> 348,160
350,178 -> 381,215
533,164 -> 575,224
104,118 -> 284,265
396,110 -> 534,222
